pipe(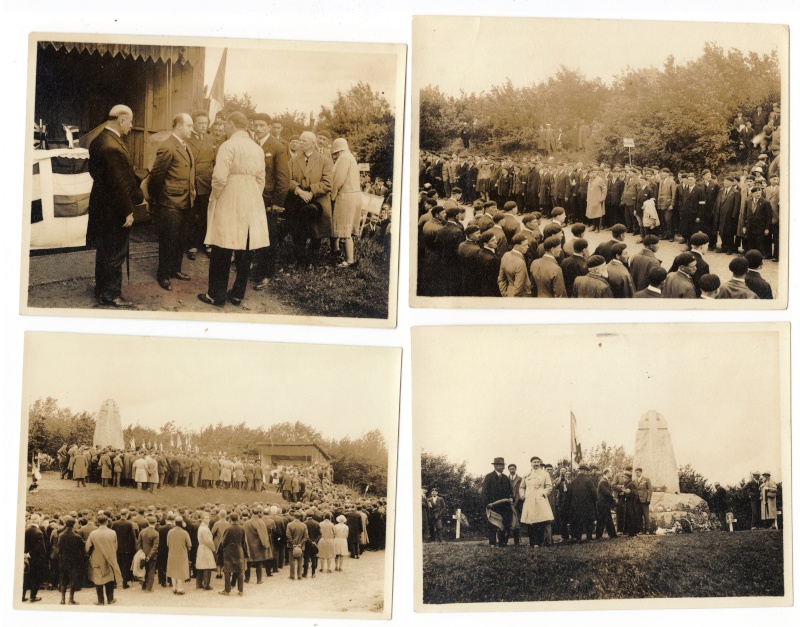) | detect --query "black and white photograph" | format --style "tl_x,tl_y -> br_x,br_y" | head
15,333 -> 400,618
412,324 -> 791,610
21,34 -> 405,326
411,17 -> 788,308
